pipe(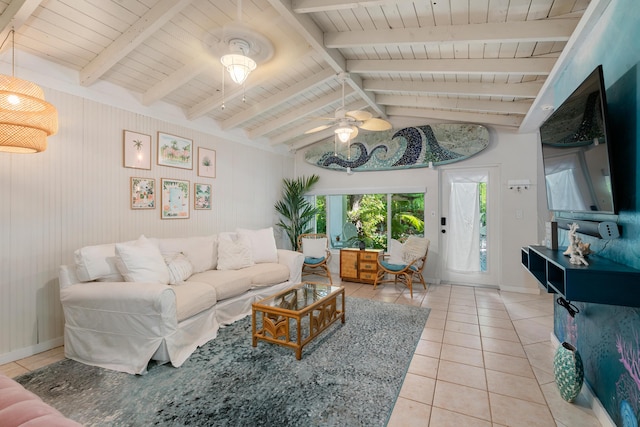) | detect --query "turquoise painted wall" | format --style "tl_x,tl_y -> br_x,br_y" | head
552,1 -> 640,425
